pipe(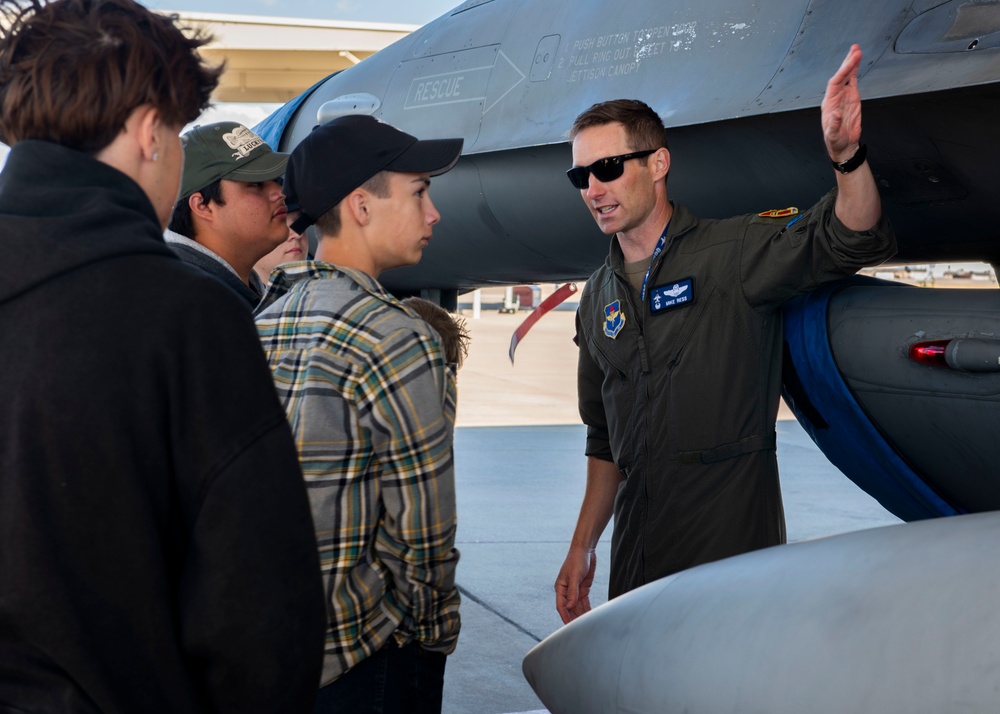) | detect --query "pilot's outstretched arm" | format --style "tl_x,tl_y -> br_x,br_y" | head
823,44 -> 881,231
